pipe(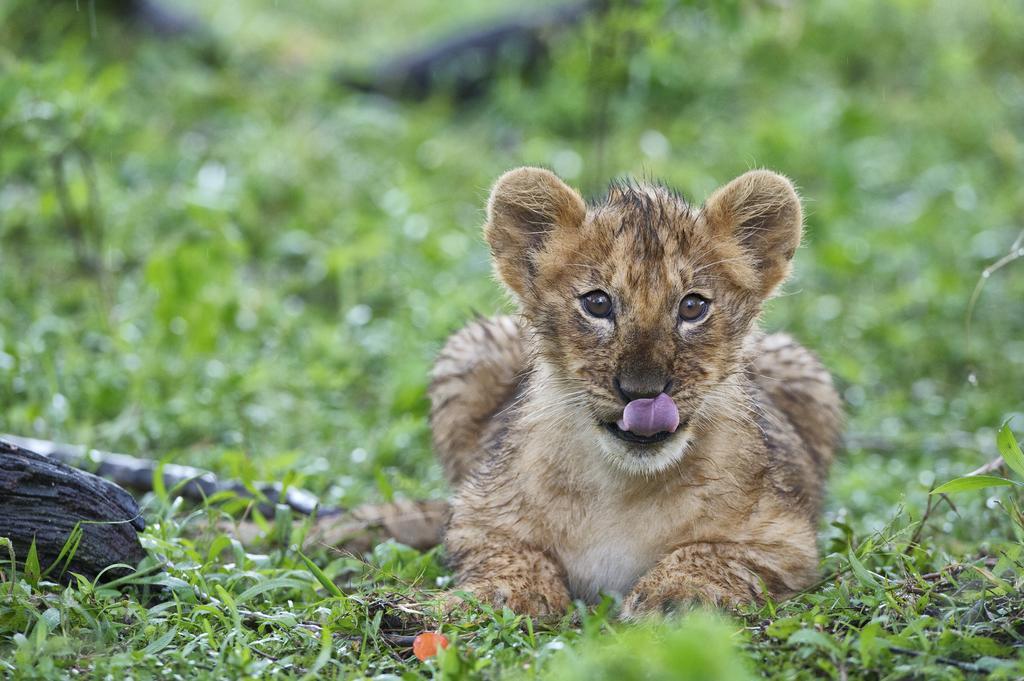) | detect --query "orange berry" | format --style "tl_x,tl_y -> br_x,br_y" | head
412,632 -> 450,661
